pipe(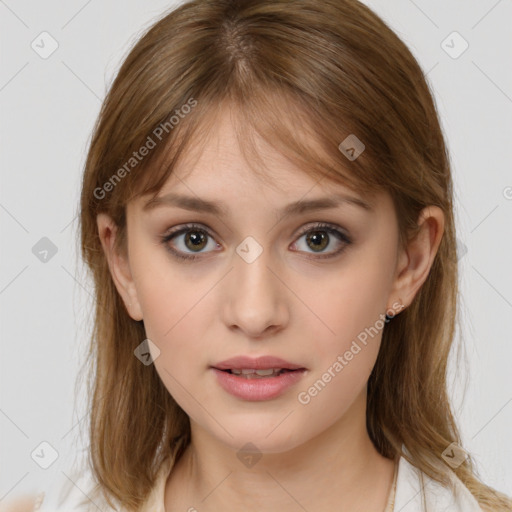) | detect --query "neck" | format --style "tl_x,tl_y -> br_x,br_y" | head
165,390 -> 396,511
